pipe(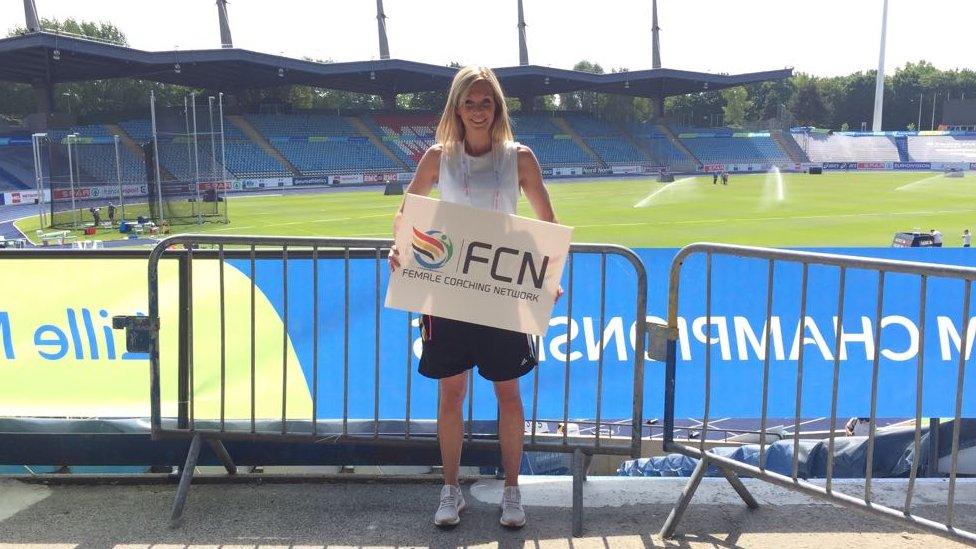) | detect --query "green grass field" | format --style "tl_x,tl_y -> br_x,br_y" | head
16,171 -> 976,247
